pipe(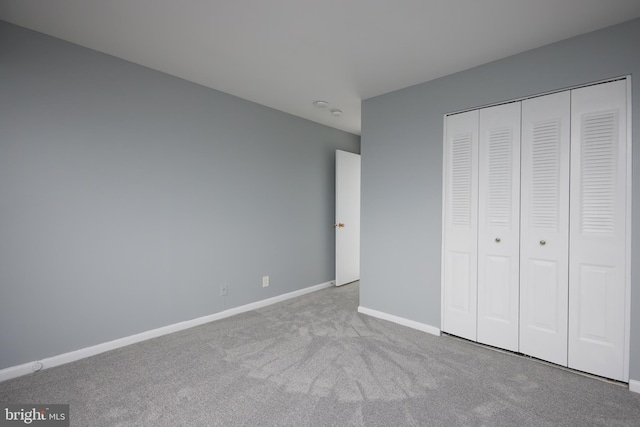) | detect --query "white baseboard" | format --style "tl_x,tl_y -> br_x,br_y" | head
630,379 -> 640,394
0,280 -> 334,383
358,306 -> 441,336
